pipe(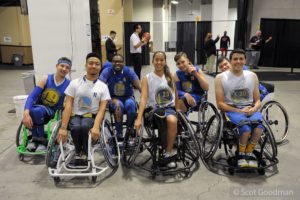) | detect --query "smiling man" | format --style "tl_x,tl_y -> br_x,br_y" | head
215,48 -> 263,168
99,54 -> 141,139
57,52 -> 110,165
